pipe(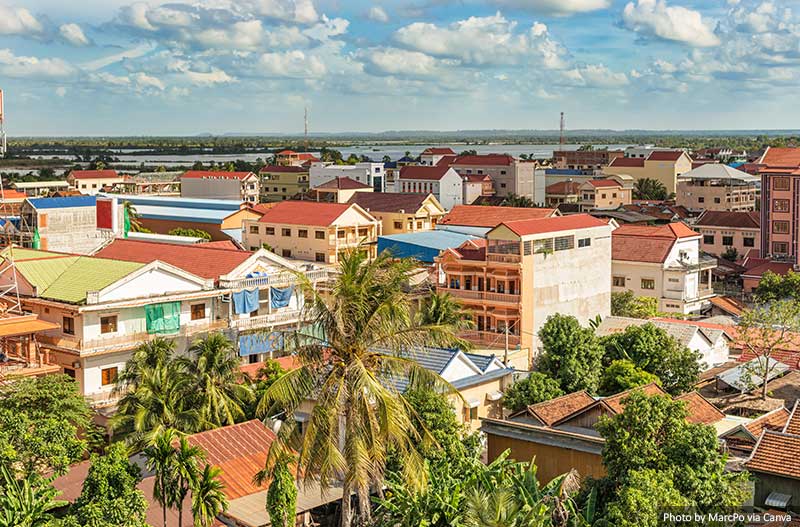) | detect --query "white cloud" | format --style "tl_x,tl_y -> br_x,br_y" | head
363,48 -> 442,76
367,6 -> 390,23
59,23 -> 90,46
181,68 -> 235,86
0,48 -> 76,79
192,20 -> 264,50
133,72 -> 165,91
0,5 -> 43,35
561,64 -> 629,87
245,0 -> 319,24
91,71 -> 131,86
622,0 -> 720,47
259,49 -> 327,78
490,0 -> 611,15
82,42 -> 156,71
55,86 -> 67,97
